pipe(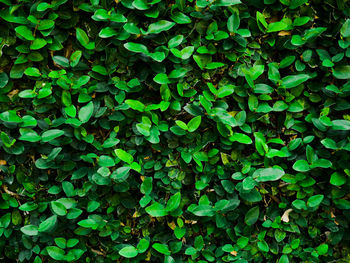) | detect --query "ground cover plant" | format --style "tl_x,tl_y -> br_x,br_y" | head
0,0 -> 350,262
